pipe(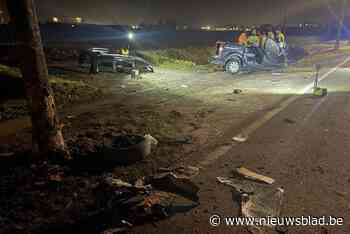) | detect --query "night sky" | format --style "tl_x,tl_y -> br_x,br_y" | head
4,0 -> 349,25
